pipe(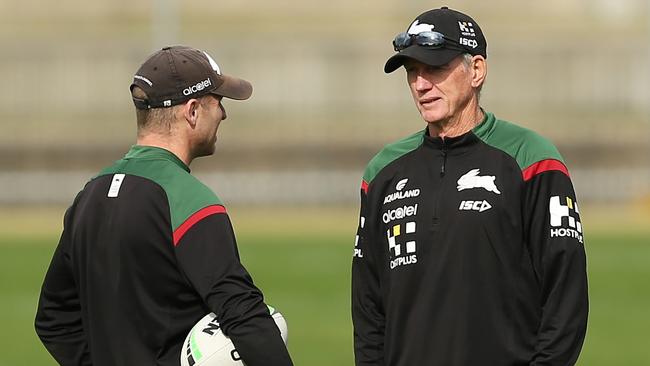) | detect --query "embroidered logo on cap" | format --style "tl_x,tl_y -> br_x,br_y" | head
202,51 -> 222,75
182,78 -> 212,96
408,20 -> 435,35
133,75 -> 153,87
458,21 -> 476,36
